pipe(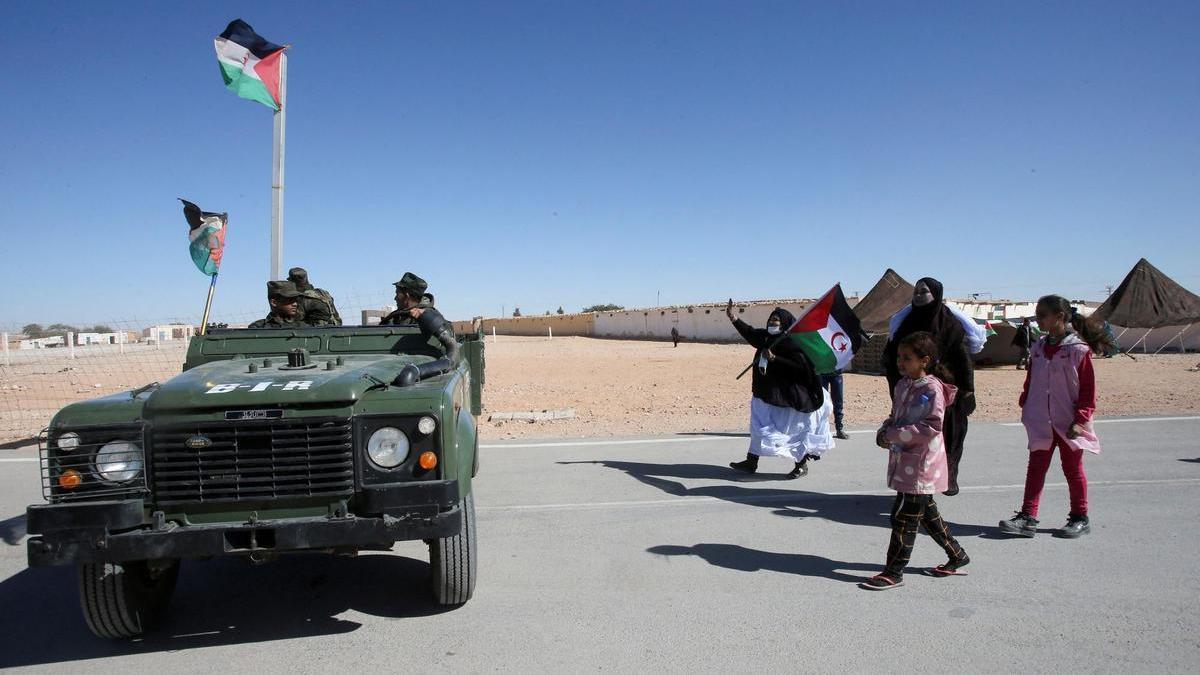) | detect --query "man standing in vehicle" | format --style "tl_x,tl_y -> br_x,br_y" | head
248,281 -> 307,328
382,272 -> 459,359
288,266 -> 342,325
